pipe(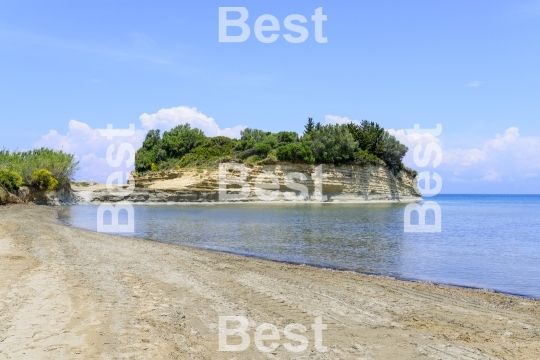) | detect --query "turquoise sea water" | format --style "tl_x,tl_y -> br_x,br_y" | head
58,195 -> 540,298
